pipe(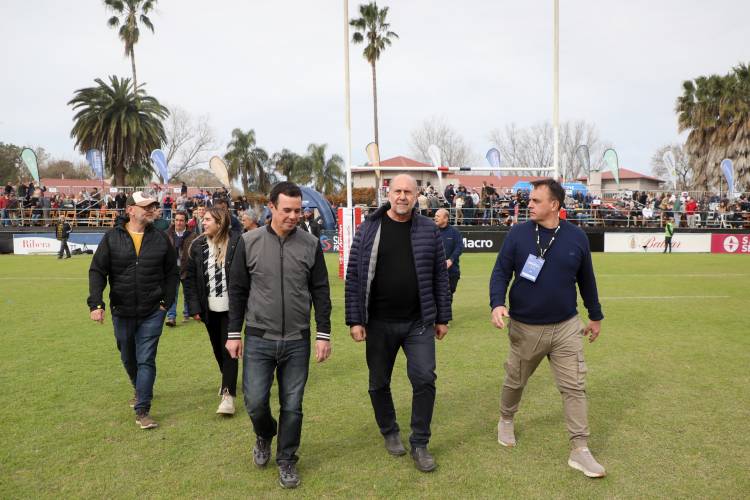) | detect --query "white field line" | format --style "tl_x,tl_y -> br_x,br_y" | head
0,277 -> 87,280
600,295 -> 731,300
